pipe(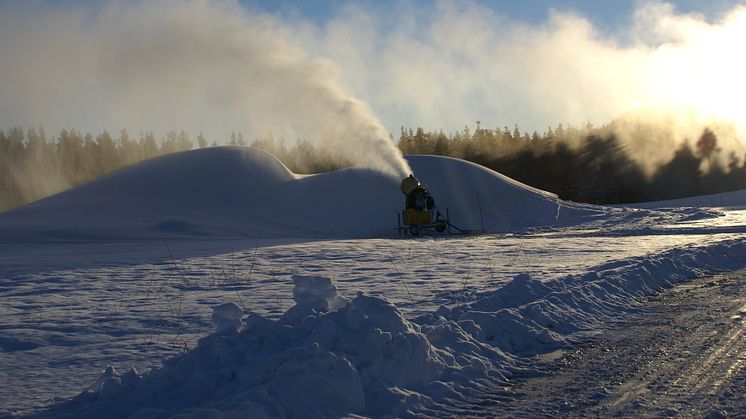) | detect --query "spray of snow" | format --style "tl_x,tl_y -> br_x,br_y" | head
0,0 -> 410,179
